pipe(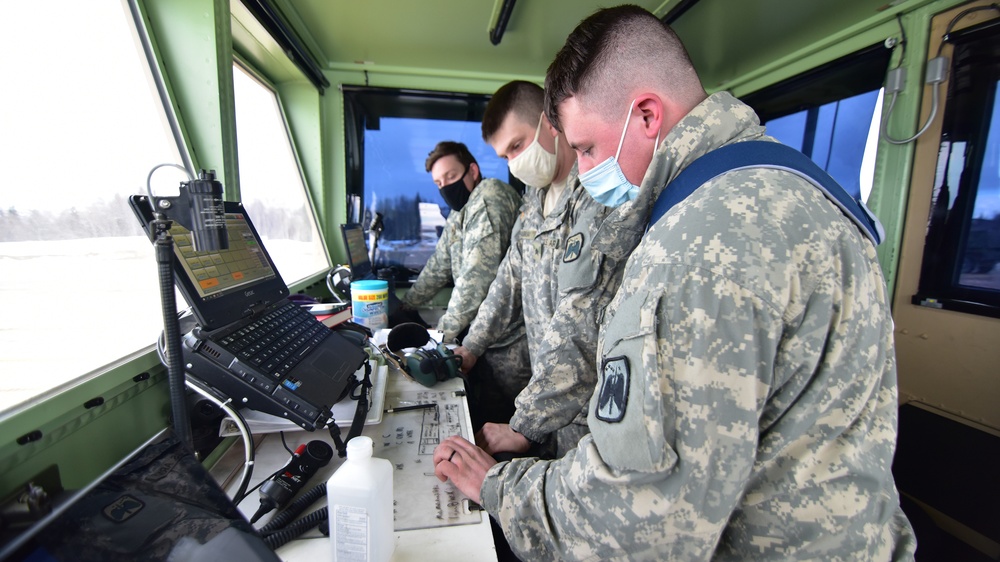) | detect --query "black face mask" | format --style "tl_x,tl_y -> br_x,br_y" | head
439,167 -> 471,212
